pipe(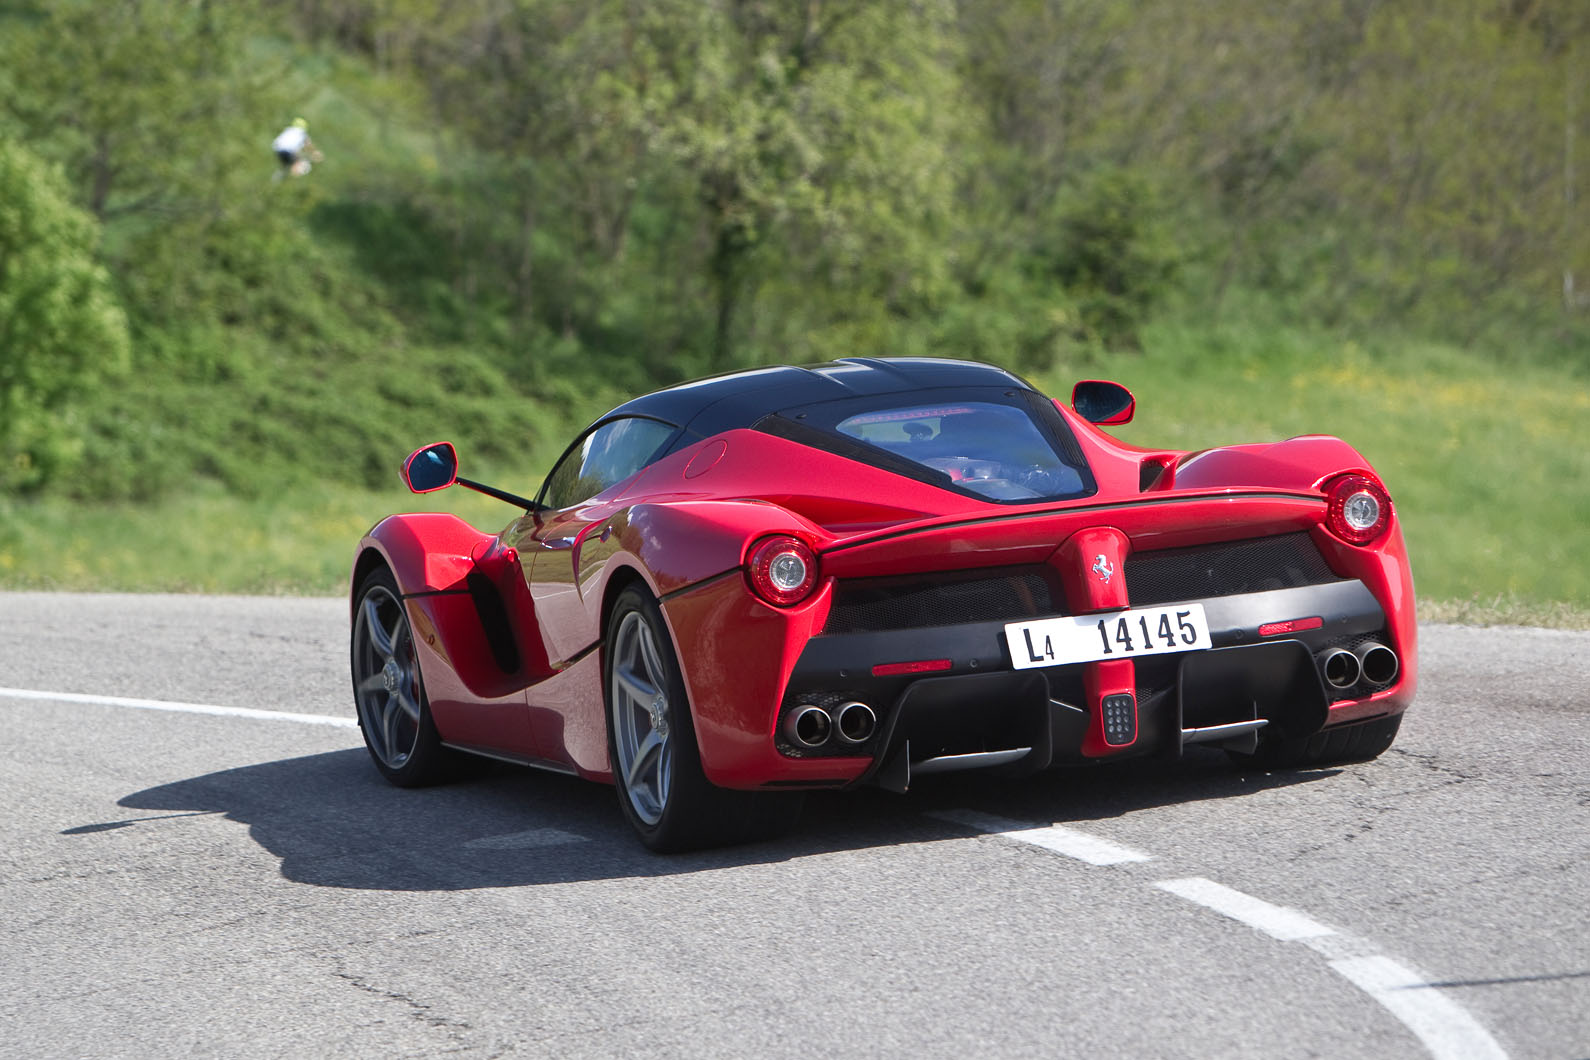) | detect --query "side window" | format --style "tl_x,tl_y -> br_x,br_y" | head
539,417 -> 676,510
